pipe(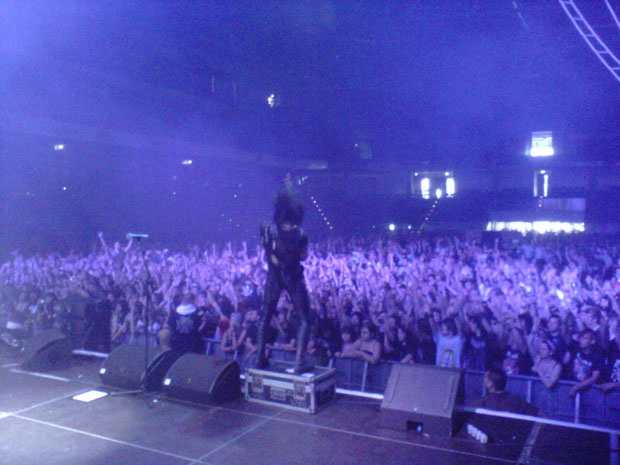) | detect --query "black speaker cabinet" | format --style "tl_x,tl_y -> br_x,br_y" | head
100,345 -> 181,391
163,353 -> 241,405
21,329 -> 72,372
380,364 -> 463,436
83,300 -> 112,353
